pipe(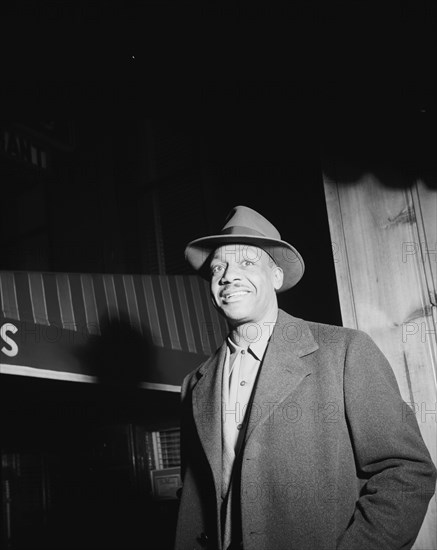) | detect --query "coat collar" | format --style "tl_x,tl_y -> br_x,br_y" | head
194,309 -> 318,374
273,308 -> 319,358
